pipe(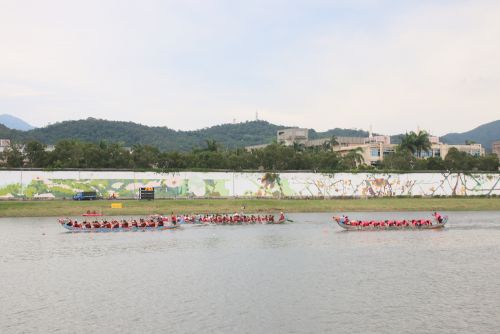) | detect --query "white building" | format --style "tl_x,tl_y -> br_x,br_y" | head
0,139 -> 11,153
492,141 -> 500,159
277,128 -> 309,146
